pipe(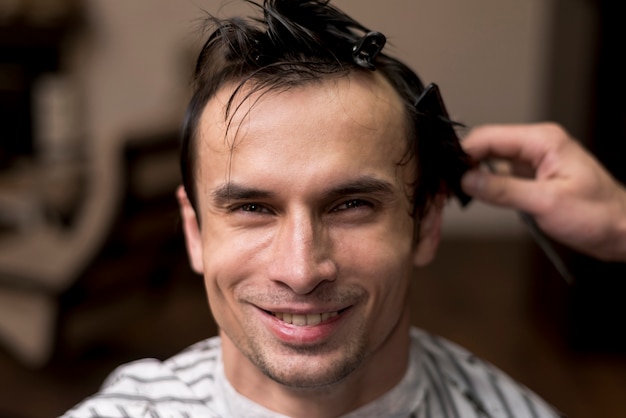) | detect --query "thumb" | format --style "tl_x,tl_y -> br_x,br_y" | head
461,169 -> 541,214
